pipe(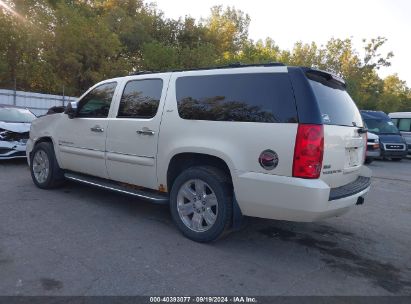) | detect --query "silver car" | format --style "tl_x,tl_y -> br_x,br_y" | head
0,105 -> 36,160
365,131 -> 380,164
